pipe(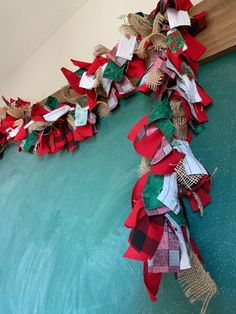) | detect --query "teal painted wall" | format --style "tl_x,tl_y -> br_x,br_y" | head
0,52 -> 235,314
